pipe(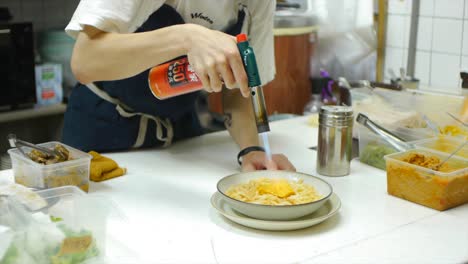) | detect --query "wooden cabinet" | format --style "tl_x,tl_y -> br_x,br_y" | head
208,29 -> 316,115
